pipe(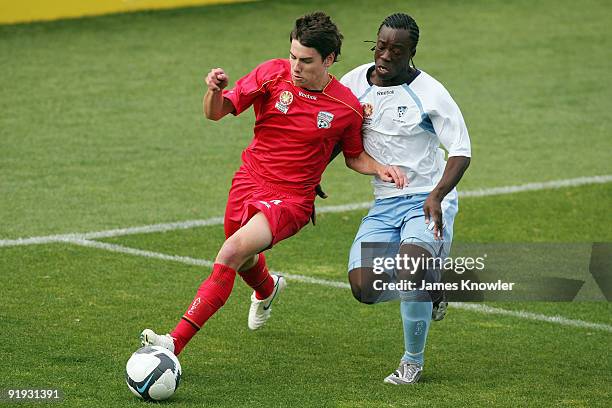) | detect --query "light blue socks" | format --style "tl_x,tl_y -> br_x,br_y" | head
400,290 -> 432,366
